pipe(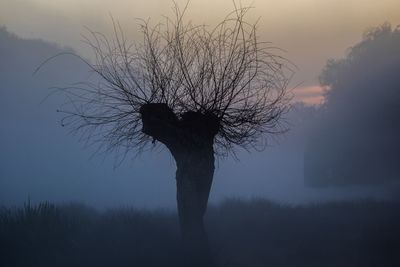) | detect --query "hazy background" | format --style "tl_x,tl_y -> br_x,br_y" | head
1,0 -> 399,208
